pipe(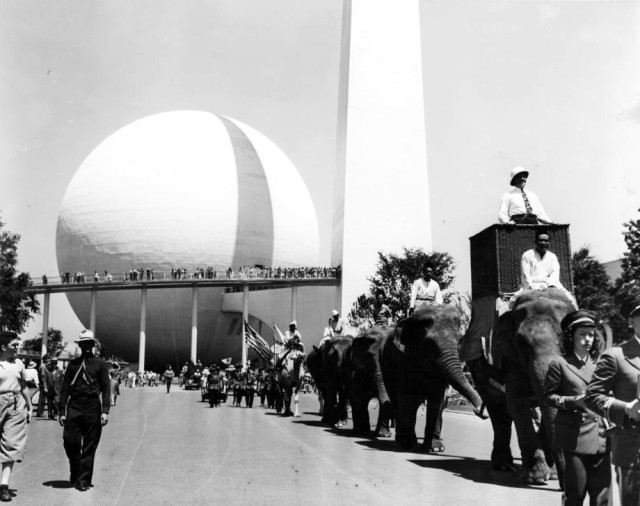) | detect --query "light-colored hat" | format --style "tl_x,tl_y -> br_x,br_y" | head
27,361 -> 37,368
510,166 -> 529,186
332,310 -> 339,316
75,329 -> 95,343
289,321 -> 297,327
